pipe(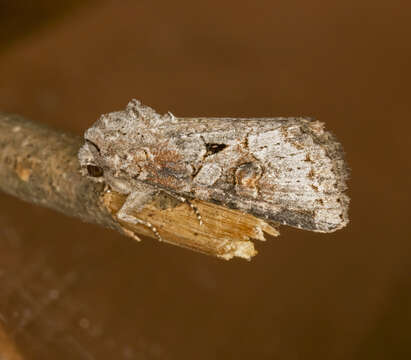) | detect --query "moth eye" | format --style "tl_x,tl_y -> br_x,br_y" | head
87,165 -> 104,177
